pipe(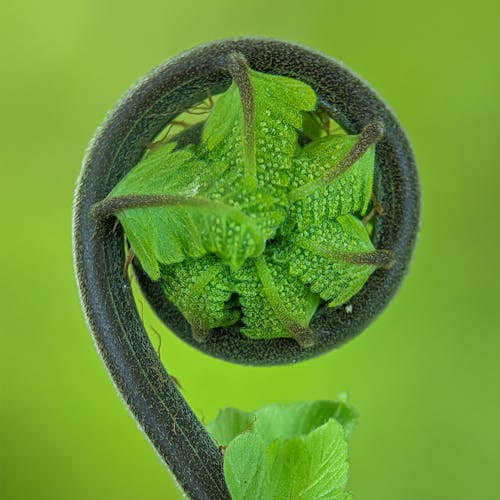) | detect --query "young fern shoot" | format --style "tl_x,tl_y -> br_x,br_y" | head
91,52 -> 391,347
